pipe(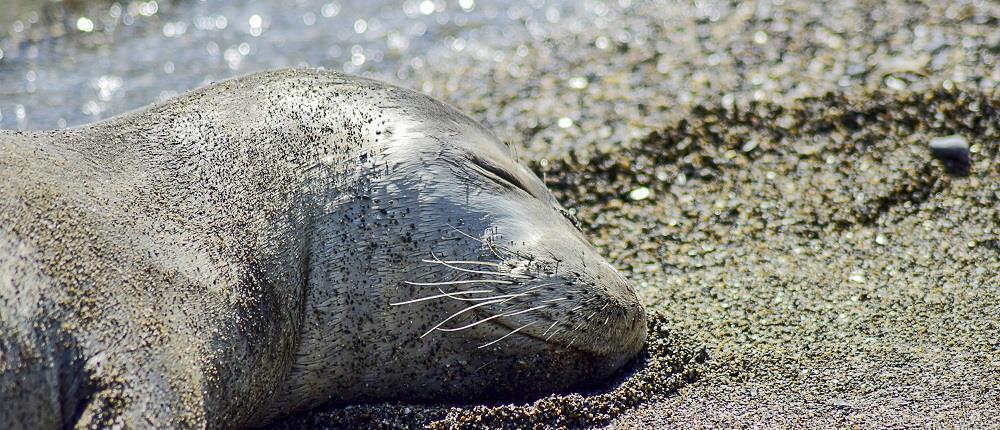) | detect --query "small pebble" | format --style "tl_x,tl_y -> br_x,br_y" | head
828,398 -> 853,409
928,134 -> 970,164
628,187 -> 651,201
567,76 -> 588,89
884,75 -> 907,90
